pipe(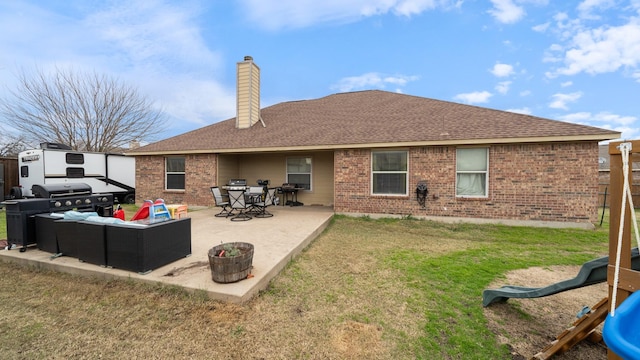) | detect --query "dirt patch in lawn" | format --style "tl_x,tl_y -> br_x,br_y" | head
484,265 -> 609,359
